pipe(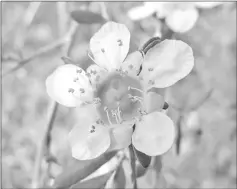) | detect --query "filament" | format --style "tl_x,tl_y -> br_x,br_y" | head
104,107 -> 112,125
128,86 -> 143,93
